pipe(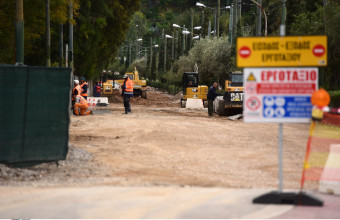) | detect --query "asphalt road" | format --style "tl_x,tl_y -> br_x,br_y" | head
0,186 -> 339,218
